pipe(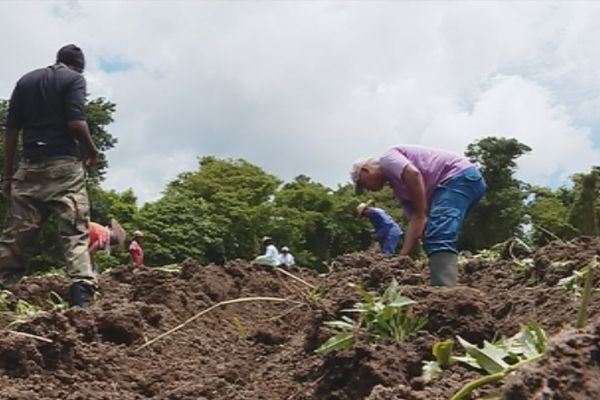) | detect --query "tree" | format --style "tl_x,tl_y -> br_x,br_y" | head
526,186 -> 579,245
568,167 -> 600,236
88,187 -> 137,227
460,137 -> 532,250
84,98 -> 118,184
137,194 -> 223,266
161,156 -> 281,263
